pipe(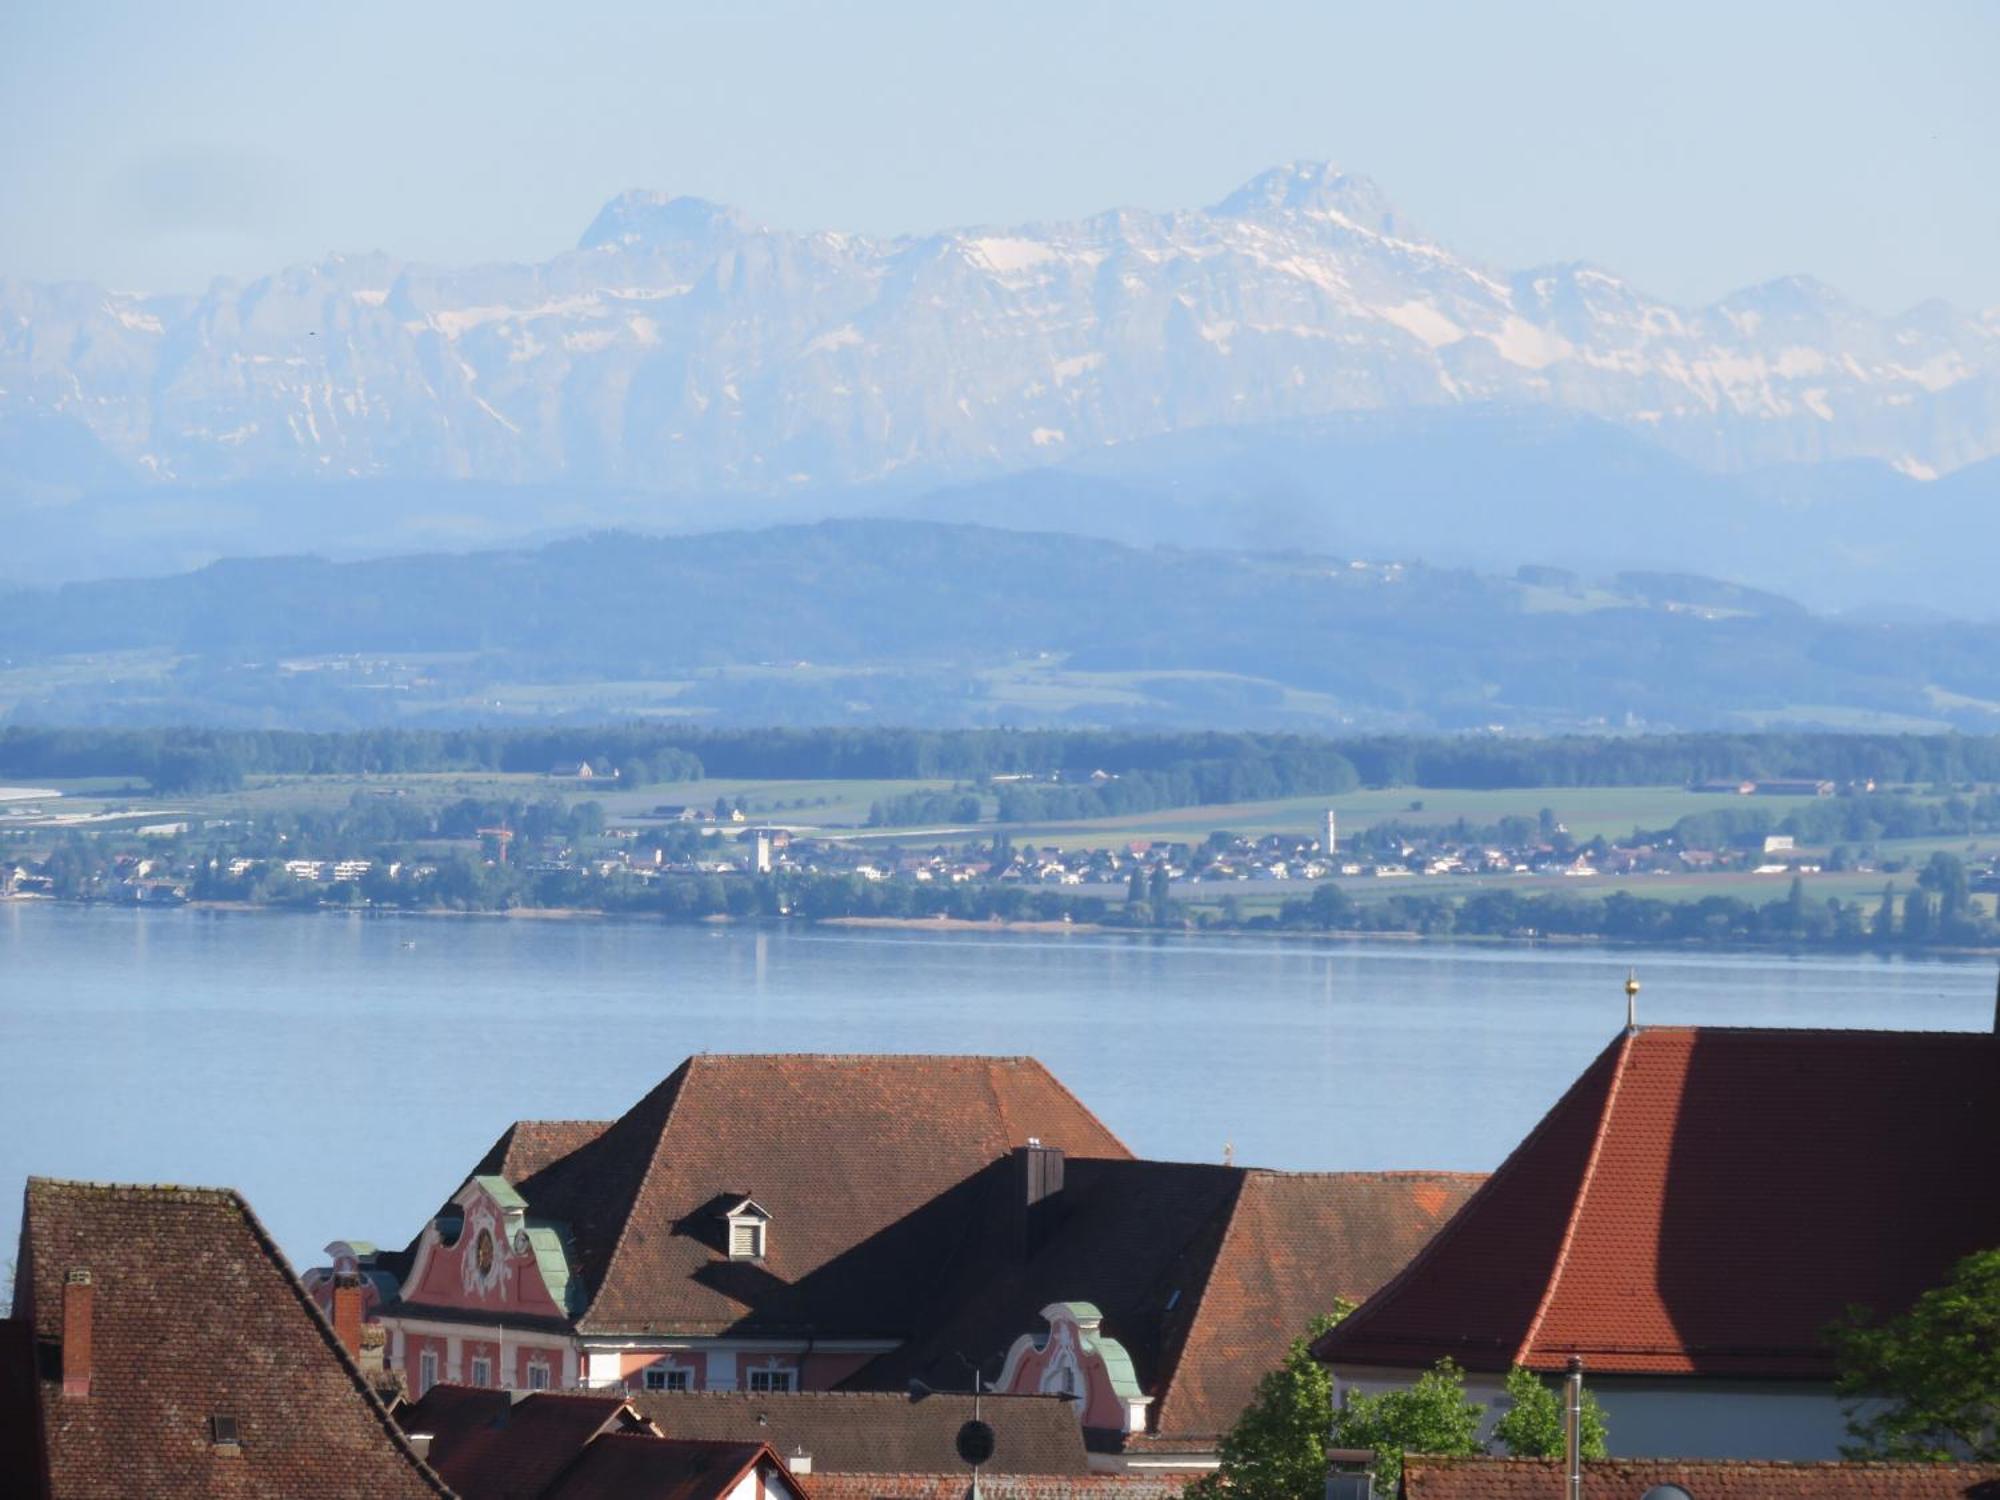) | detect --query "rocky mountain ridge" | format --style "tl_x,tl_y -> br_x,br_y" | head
5,163 -> 1996,499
